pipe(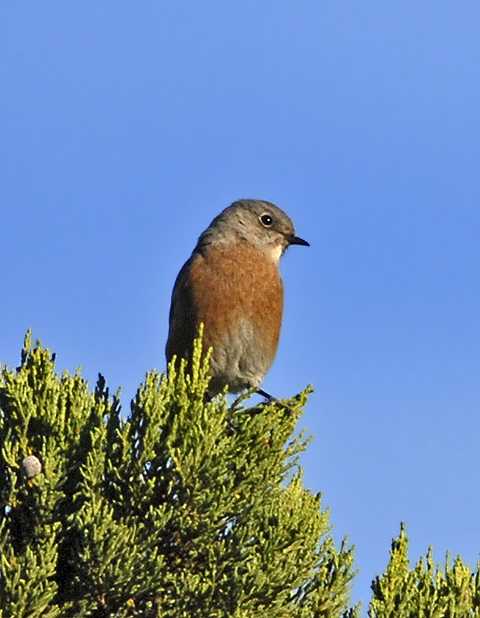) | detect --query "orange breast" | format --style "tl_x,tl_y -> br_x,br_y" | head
189,242 -> 283,362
